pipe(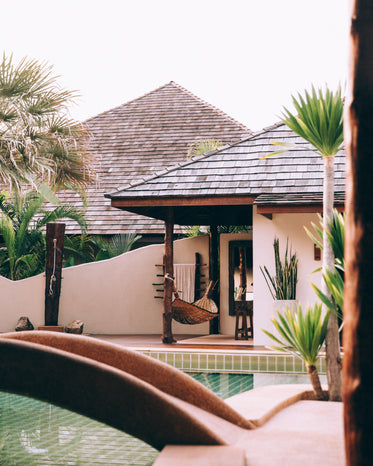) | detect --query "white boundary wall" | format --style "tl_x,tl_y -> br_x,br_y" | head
0,235 -> 209,335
